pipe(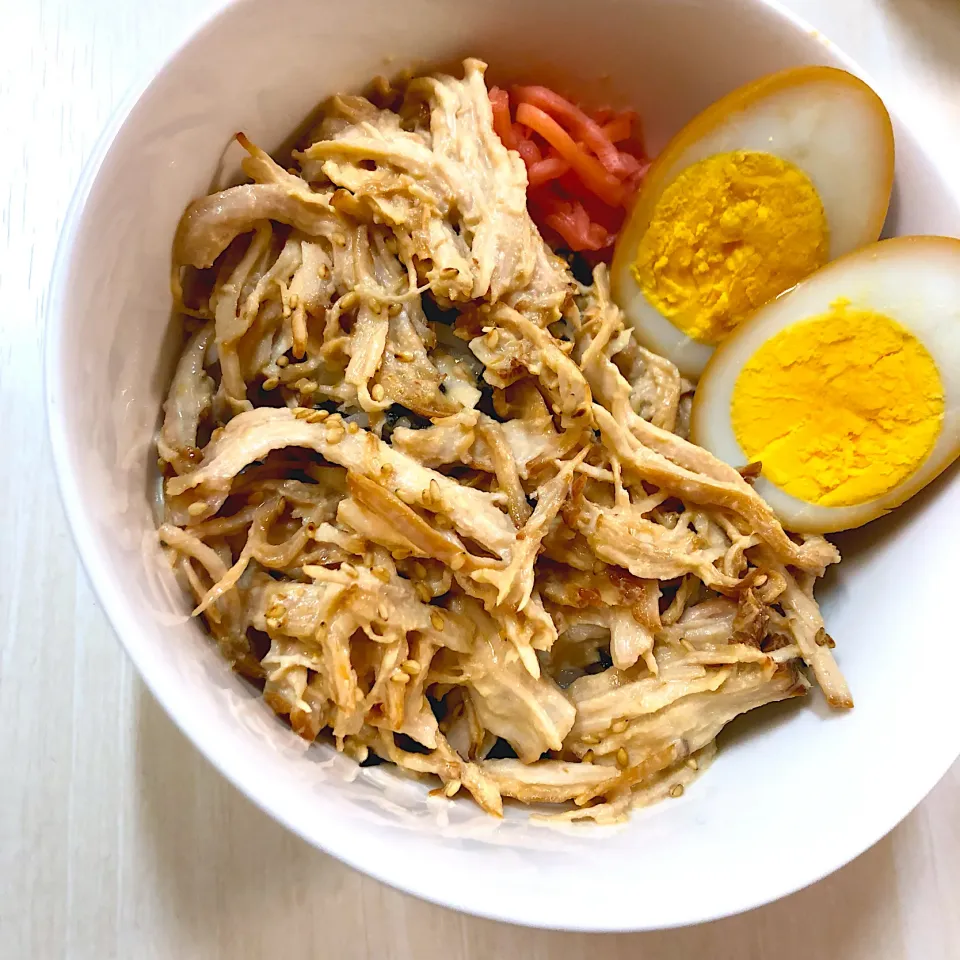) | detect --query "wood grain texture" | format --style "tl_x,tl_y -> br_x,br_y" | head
1,0 -> 958,957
